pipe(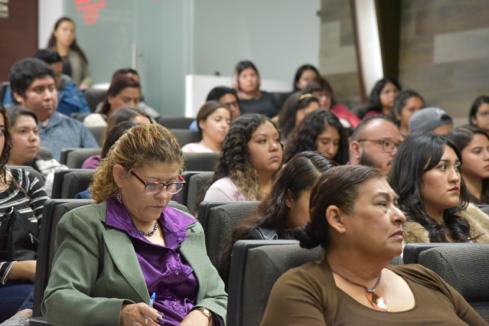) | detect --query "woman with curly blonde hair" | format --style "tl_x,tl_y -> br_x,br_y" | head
204,113 -> 283,201
43,124 -> 227,326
